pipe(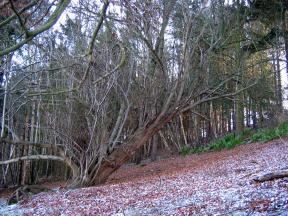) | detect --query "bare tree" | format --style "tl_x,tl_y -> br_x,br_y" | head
0,0 -> 277,188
